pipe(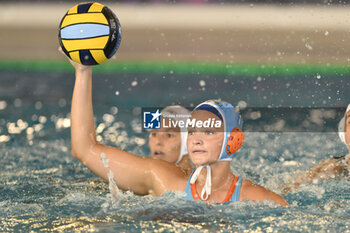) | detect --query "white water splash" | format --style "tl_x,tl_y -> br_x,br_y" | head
100,152 -> 121,200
